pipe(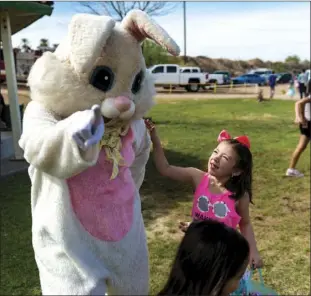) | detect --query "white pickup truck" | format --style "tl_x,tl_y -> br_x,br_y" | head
181,66 -> 225,85
148,64 -> 225,92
